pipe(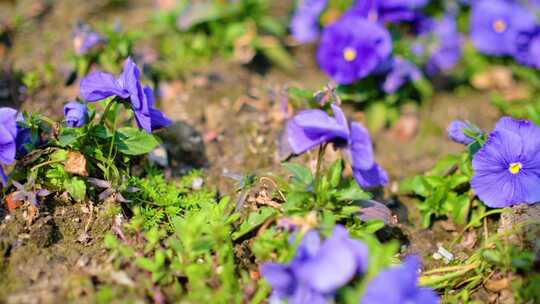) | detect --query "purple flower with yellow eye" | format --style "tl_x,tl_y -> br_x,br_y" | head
471,117 -> 540,208
80,57 -> 171,132
64,101 -> 88,128
513,26 -> 540,69
261,226 -> 368,304
290,0 -> 327,43
361,256 -> 439,304
0,107 -> 18,185
286,104 -> 388,188
316,16 -> 391,85
73,23 -> 105,55
470,0 -> 536,56
382,57 -> 422,93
